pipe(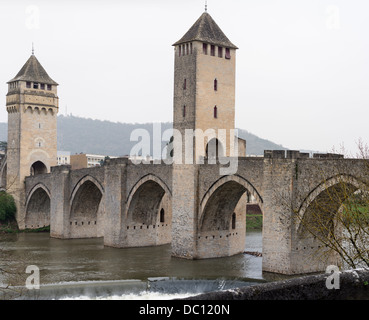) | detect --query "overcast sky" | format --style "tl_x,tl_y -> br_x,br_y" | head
0,0 -> 368,156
